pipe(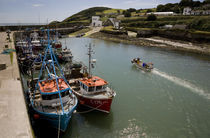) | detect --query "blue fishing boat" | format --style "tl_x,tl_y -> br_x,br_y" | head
29,29 -> 78,132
